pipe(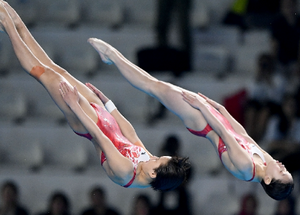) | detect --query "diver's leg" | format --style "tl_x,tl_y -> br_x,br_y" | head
88,38 -> 206,129
0,4 -> 97,132
2,1 -> 100,103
